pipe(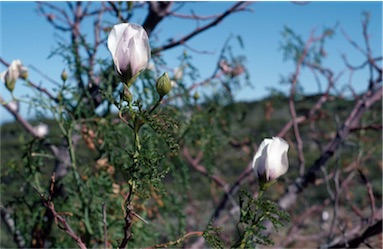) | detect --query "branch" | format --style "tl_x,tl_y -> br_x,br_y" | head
33,174 -> 87,249
153,2 -> 251,53
0,207 -> 26,248
328,219 -> 382,248
182,147 -> 226,188
37,2 -> 73,31
145,231 -> 203,249
39,178 -> 85,249
142,2 -> 174,36
288,30 -> 318,176
0,95 -> 43,138
161,34 -> 235,105
357,169 -> 377,225
118,205 -> 134,249
277,84 -> 382,211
